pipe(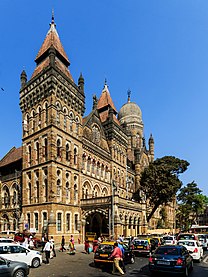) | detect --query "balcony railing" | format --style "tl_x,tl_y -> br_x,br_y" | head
80,196 -> 111,207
